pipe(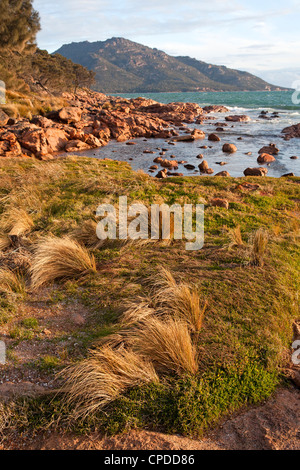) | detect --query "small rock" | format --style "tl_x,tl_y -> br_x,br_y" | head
199,160 -> 214,174
211,198 -> 229,209
184,164 -> 196,170
215,171 -> 230,177
71,313 -> 86,326
43,328 -> 52,336
199,160 -> 209,171
155,170 -> 168,178
208,133 -> 221,142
